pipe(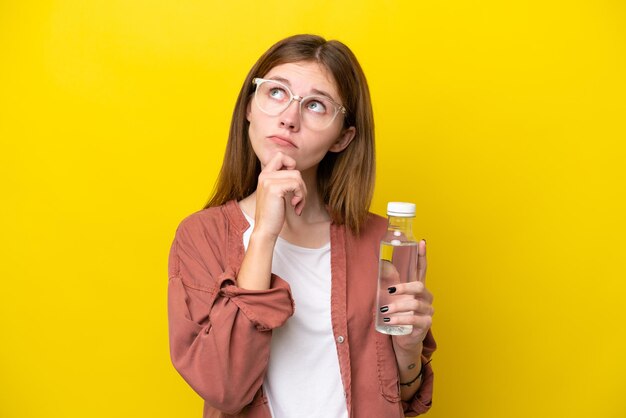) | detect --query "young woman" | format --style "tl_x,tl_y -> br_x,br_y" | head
168,34 -> 436,418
